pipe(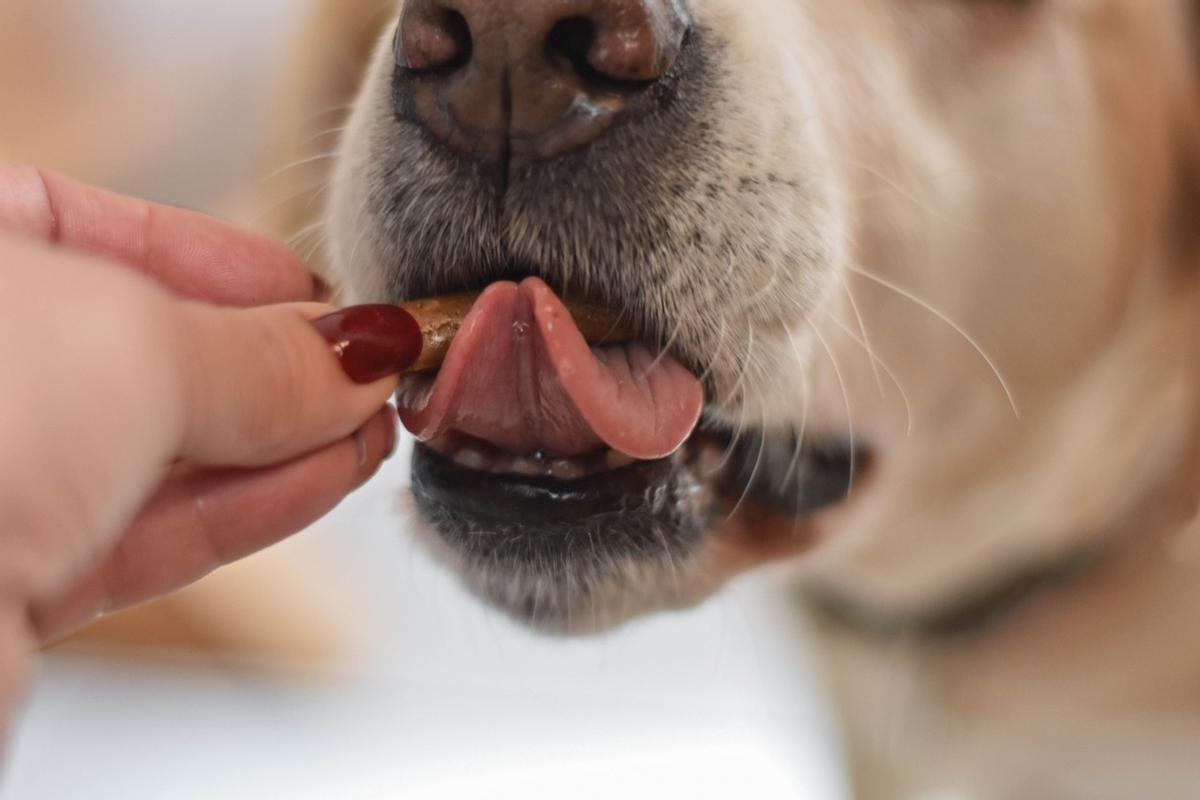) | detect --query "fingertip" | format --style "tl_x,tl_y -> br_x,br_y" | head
172,301 -> 403,468
353,405 -> 401,489
384,404 -> 401,462
311,305 -> 423,385
0,163 -> 55,240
